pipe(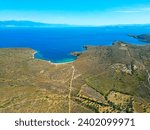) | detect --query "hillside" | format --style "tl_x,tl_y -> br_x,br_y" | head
0,41 -> 150,112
